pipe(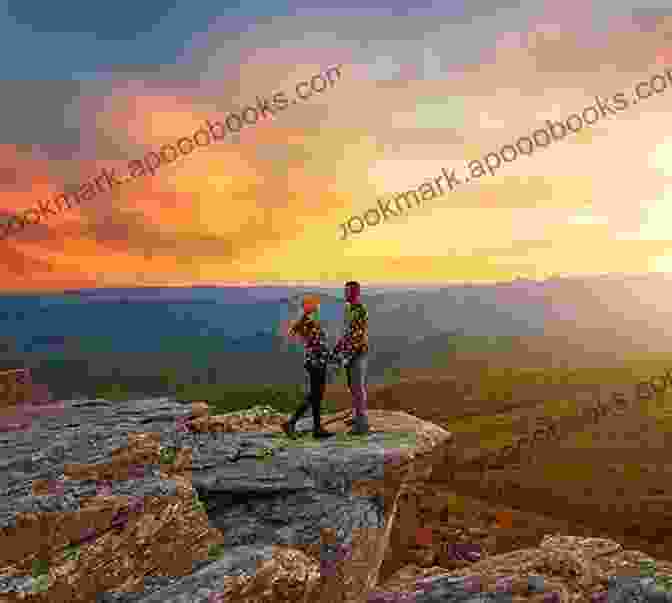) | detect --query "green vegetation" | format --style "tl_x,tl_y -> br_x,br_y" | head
63,543 -> 81,562
441,412 -> 518,453
256,446 -> 275,459
95,381 -> 127,402
31,558 -> 49,579
428,352 -> 672,460
207,543 -> 225,560
93,378 -> 341,416
640,559 -> 672,592
159,446 -> 178,465
32,574 -> 50,593
381,366 -> 404,385
31,558 -> 50,592
192,494 -> 206,513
